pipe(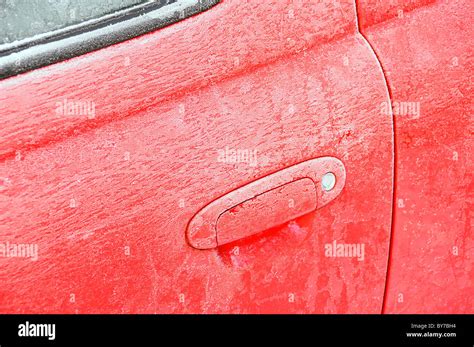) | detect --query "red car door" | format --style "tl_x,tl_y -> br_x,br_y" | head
0,0 -> 393,313
357,0 -> 474,313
